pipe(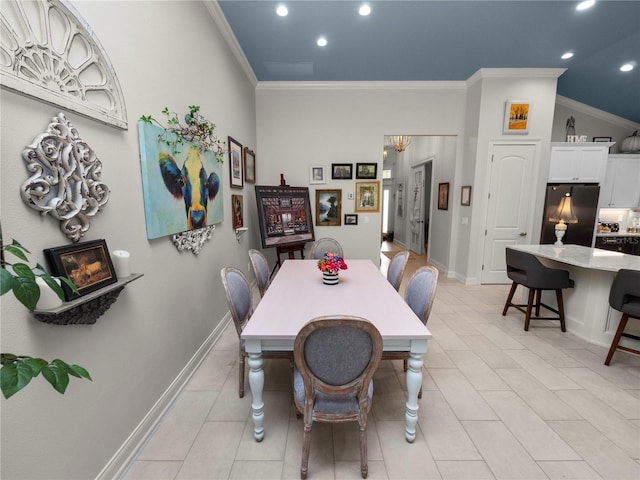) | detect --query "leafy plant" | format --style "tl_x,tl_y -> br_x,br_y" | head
140,105 -> 226,162
0,238 -> 91,399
